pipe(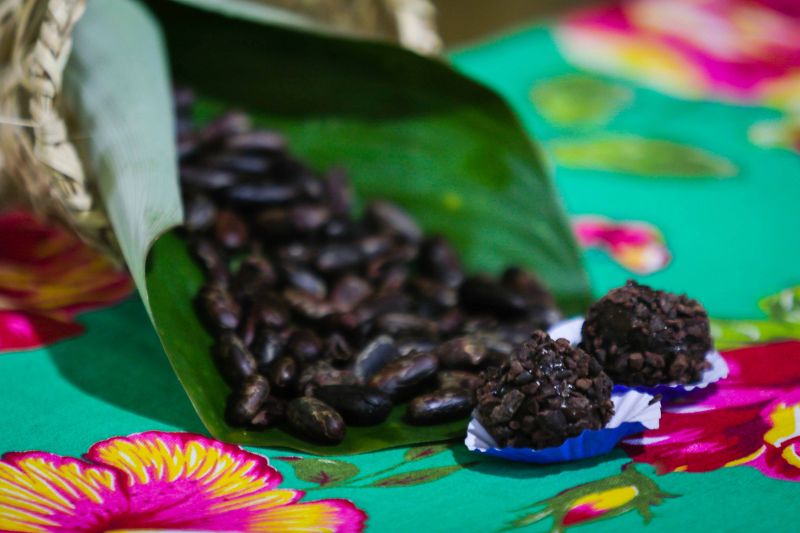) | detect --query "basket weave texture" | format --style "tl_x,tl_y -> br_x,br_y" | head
0,0 -> 117,254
